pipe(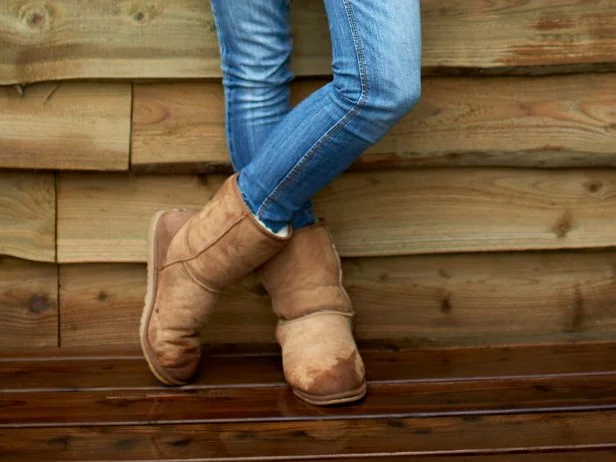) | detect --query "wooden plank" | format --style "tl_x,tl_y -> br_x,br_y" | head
1,411 -> 615,460
3,373 -> 616,426
0,0 -> 221,85
59,249 -> 616,347
59,264 -> 149,349
59,263 -> 278,347
348,251 -> 616,345
131,82 -> 228,172
63,451 -> 616,462
320,169 -> 616,257
132,74 -> 616,172
56,174 -> 224,263
3,342 -> 615,390
2,0 -> 616,85
0,83 -> 131,171
58,169 -> 616,262
0,172 -> 55,262
0,258 -> 57,349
